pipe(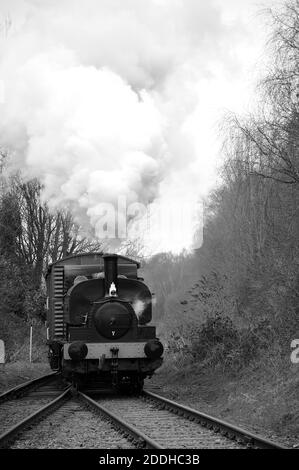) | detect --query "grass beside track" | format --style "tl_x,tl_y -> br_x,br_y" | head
0,361 -> 51,393
149,354 -> 299,448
